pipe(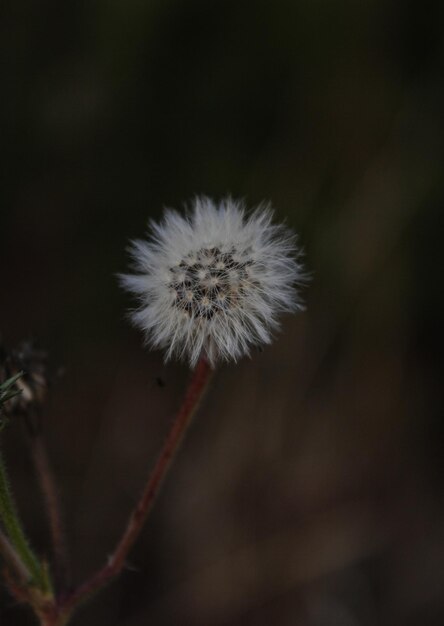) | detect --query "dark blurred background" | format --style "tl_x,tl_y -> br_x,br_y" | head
1,0 -> 444,624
